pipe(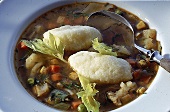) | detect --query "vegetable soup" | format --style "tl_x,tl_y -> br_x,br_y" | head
14,2 -> 161,112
